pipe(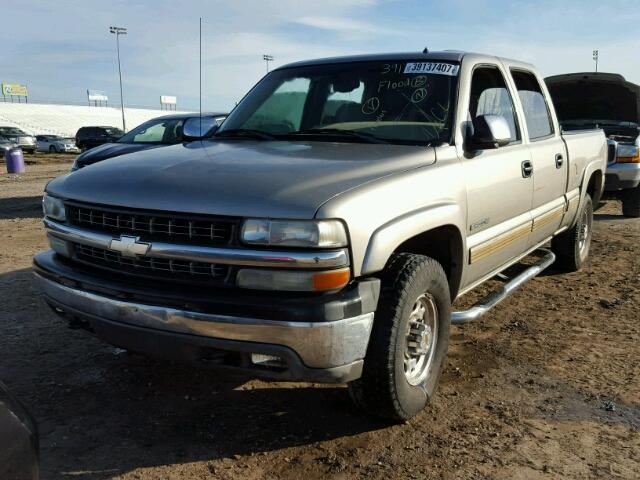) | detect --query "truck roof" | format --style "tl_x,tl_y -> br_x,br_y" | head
277,50 -> 534,71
